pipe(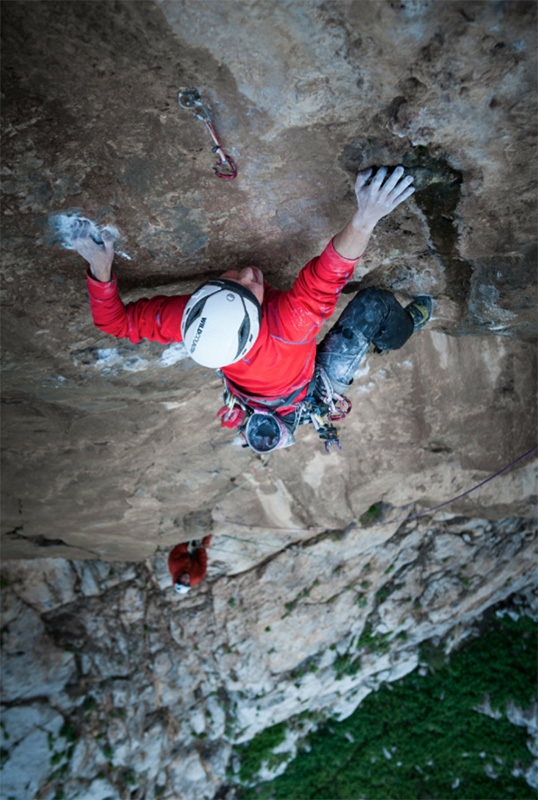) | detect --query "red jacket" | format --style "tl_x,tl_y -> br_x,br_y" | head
86,239 -> 359,406
168,535 -> 212,587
